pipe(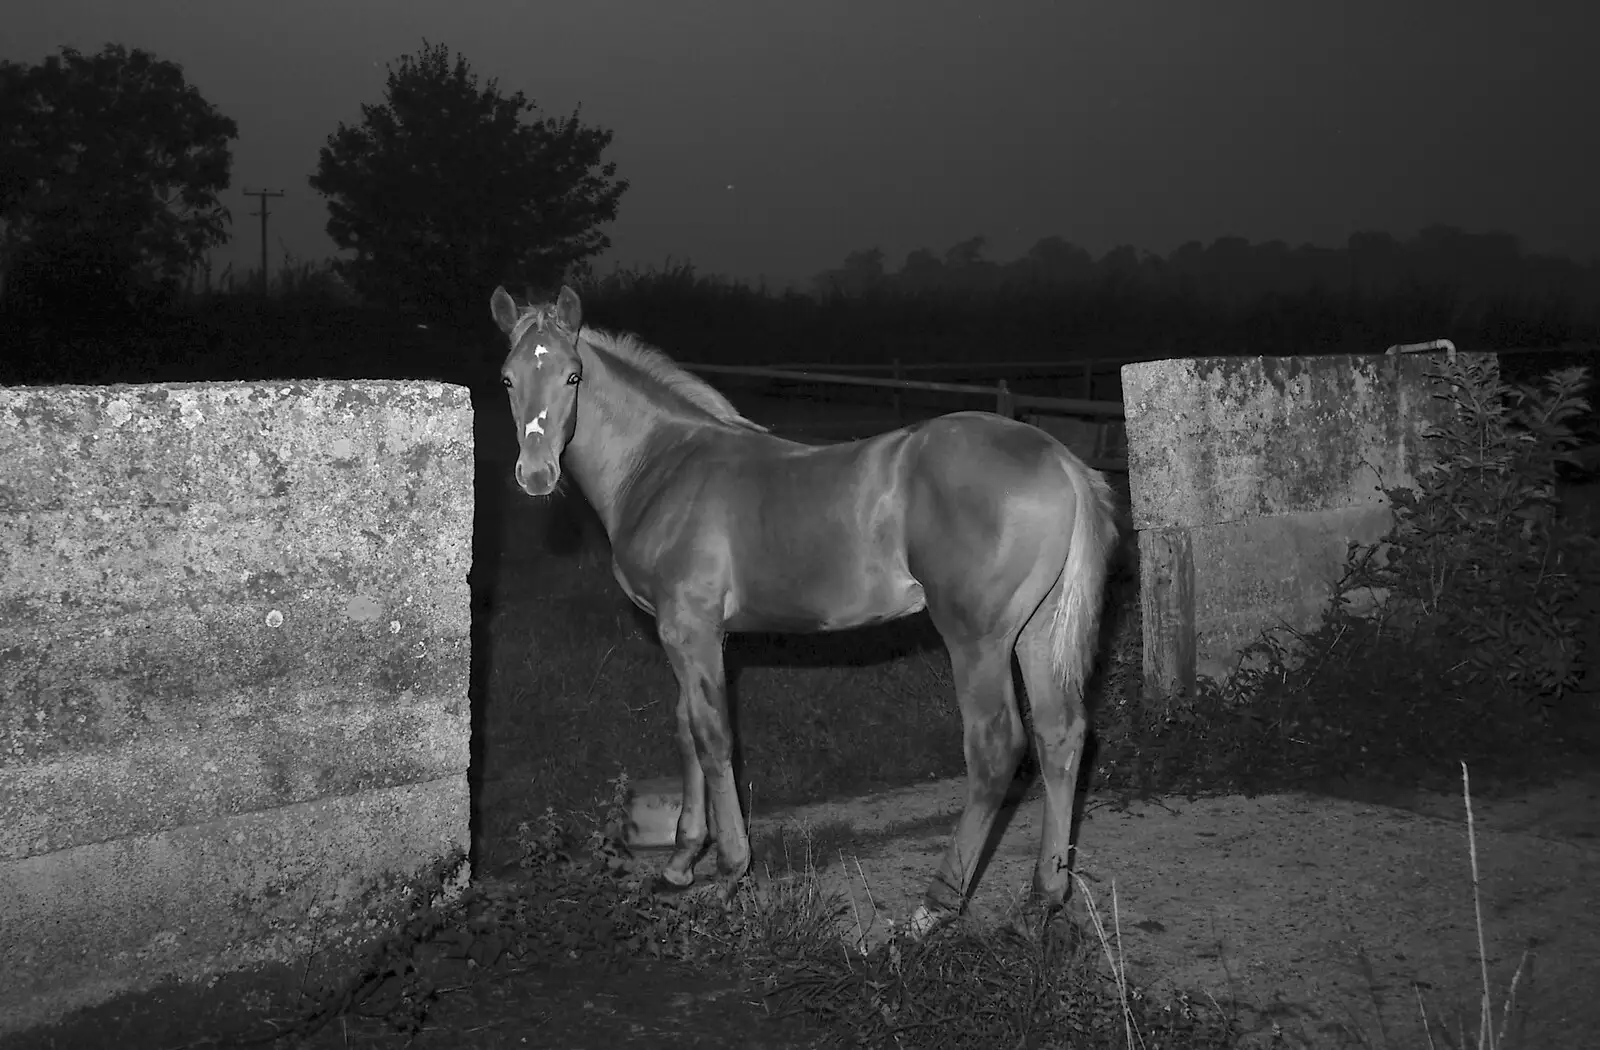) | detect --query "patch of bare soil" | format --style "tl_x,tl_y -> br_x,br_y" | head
695,772 -> 1600,1049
